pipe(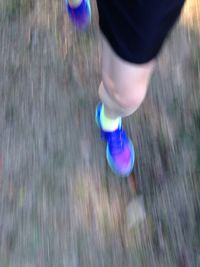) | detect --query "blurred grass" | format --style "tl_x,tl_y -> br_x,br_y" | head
4,0 -> 34,19
0,0 -> 199,266
183,3 -> 200,263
